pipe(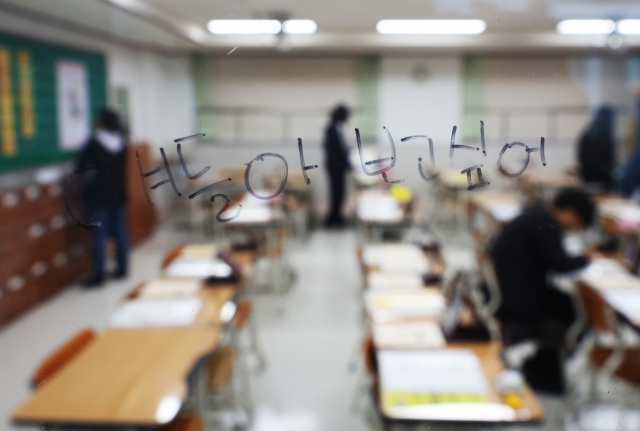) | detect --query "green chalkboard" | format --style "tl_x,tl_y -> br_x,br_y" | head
0,32 -> 106,173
